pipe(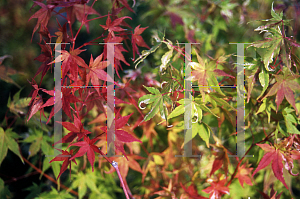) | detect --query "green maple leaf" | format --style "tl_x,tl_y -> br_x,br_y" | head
174,119 -> 212,148
264,68 -> 300,115
138,85 -> 172,123
249,2 -> 298,71
37,186 -> 73,199
255,98 -> 276,124
0,127 -> 24,166
277,107 -> 300,136
168,96 -> 219,121
71,169 -> 100,199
